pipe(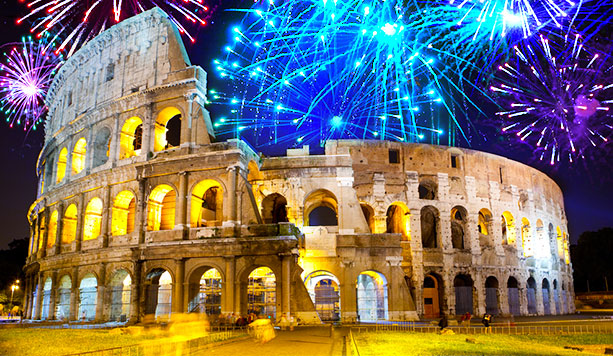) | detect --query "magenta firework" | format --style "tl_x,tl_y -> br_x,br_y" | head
0,36 -> 63,131
491,33 -> 613,164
